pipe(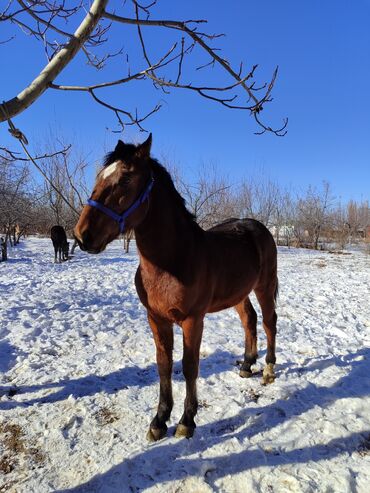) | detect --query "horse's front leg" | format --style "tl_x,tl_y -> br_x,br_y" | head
147,313 -> 174,442
175,316 -> 204,439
